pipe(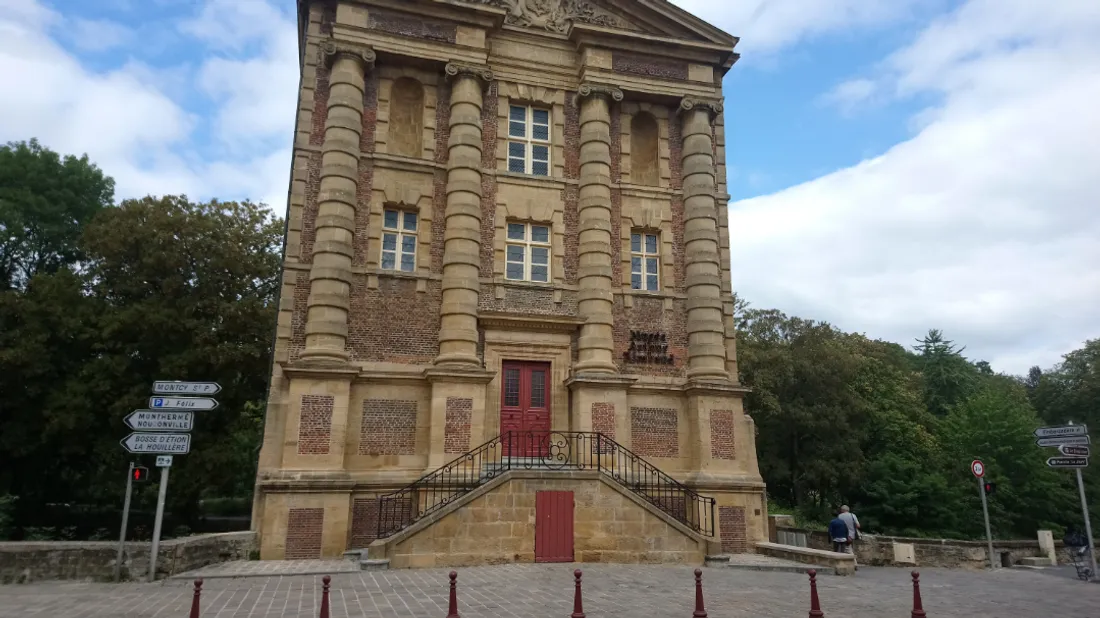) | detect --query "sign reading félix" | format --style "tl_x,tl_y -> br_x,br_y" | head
124,410 -> 194,432
150,396 -> 218,410
151,381 -> 221,395
120,432 -> 191,454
